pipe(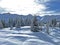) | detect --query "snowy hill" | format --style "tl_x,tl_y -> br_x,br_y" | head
0,13 -> 60,45
0,26 -> 60,45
